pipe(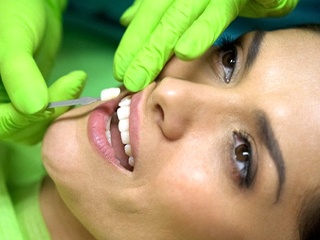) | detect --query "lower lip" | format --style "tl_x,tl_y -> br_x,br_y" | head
129,91 -> 143,159
87,98 -> 122,169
